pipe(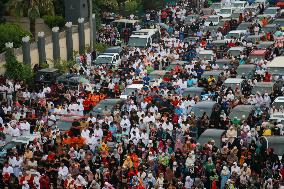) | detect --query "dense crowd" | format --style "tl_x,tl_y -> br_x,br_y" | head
1,0 -> 284,189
